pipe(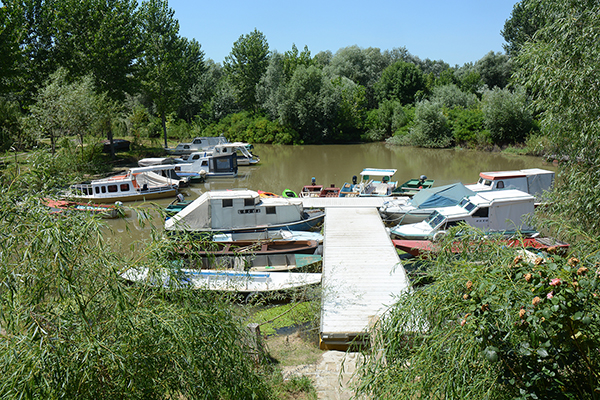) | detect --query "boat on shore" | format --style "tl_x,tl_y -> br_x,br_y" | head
165,189 -> 325,234
42,198 -> 126,219
69,165 -> 180,203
